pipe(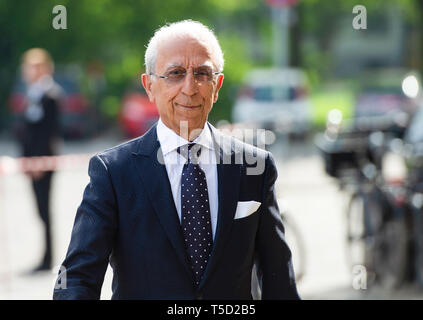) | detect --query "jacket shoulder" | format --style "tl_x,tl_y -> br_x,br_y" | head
95,134 -> 147,167
222,132 -> 270,163
211,124 -> 269,161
